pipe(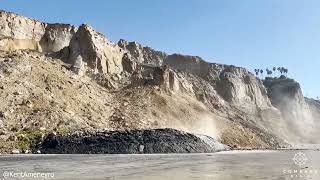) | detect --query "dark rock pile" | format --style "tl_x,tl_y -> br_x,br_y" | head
39,128 -> 225,154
